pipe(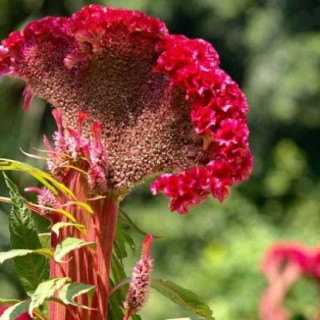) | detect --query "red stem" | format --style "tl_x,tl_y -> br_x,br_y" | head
50,171 -> 119,320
